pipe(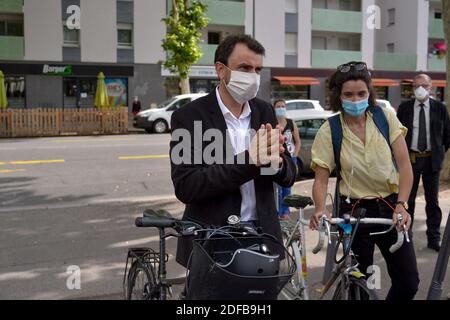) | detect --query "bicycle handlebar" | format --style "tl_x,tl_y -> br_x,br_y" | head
312,215 -> 407,255
135,213 -> 263,239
